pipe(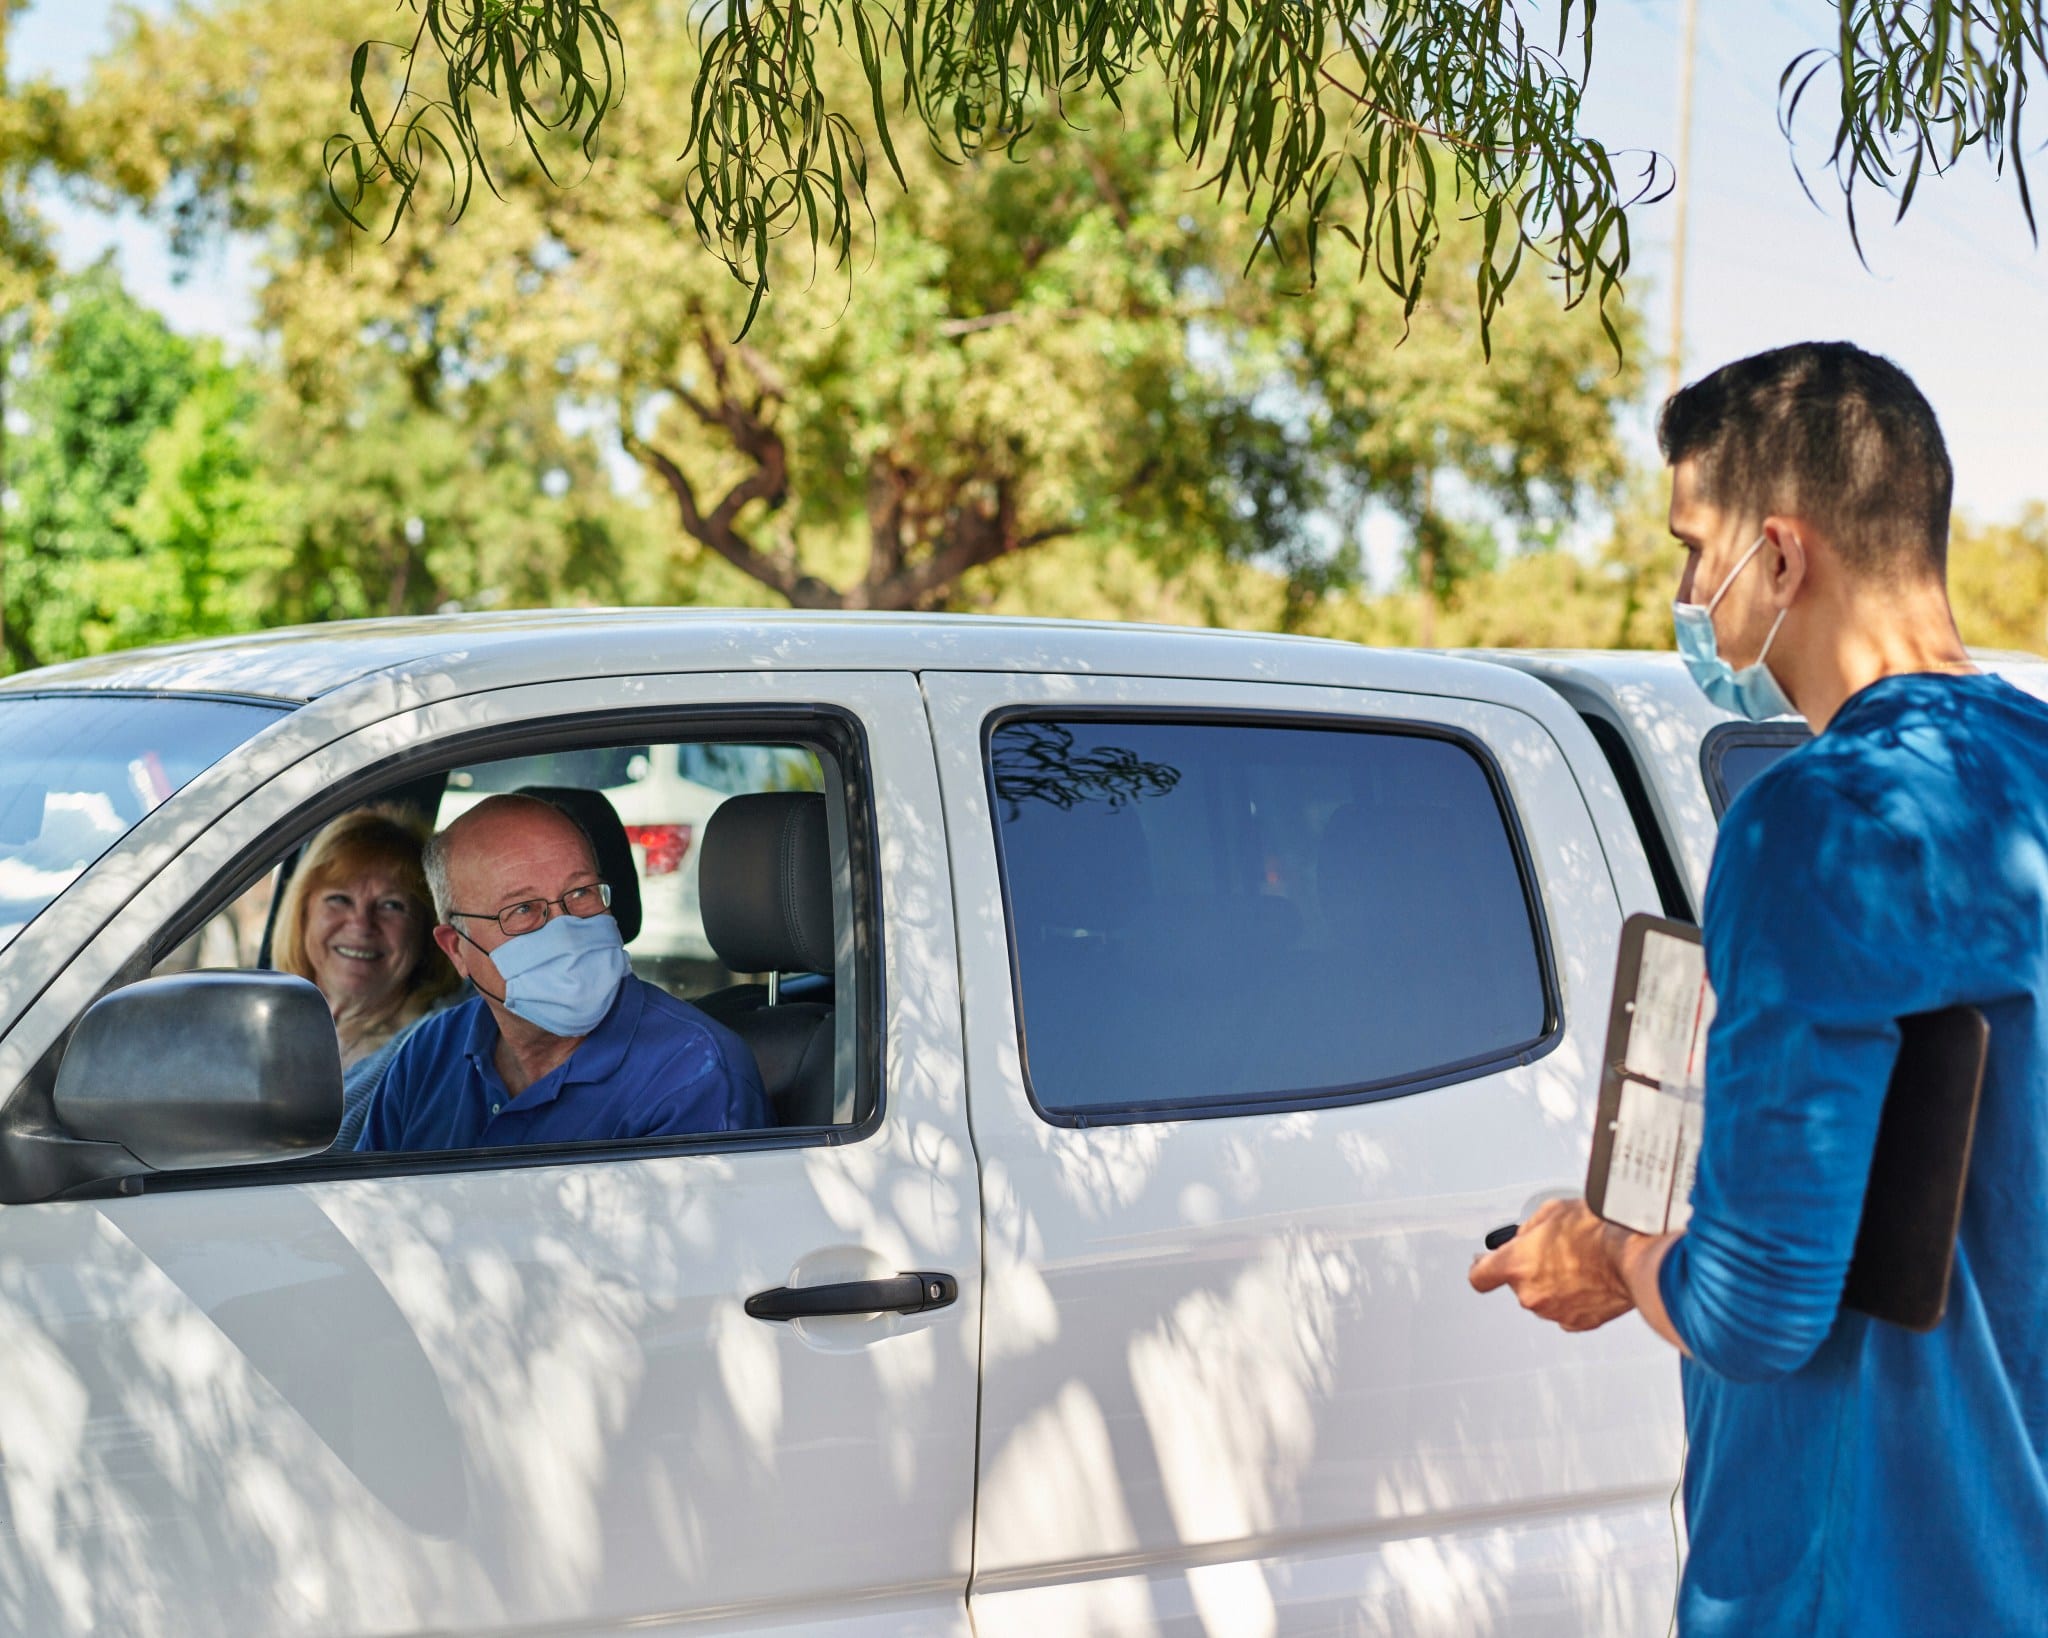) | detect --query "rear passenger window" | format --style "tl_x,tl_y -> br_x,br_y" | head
990,717 -> 1555,1119
1700,722 -> 1810,818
